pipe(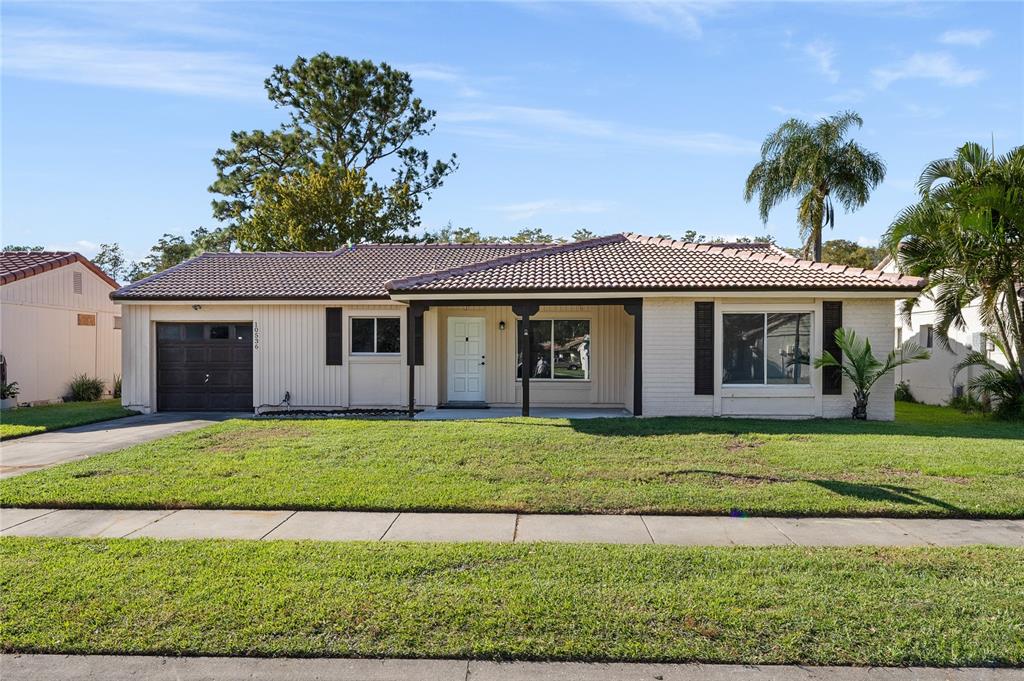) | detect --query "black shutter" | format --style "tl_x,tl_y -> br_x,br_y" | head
694,302 -> 714,395
414,314 -> 424,366
326,307 -> 343,365
822,301 -> 842,395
